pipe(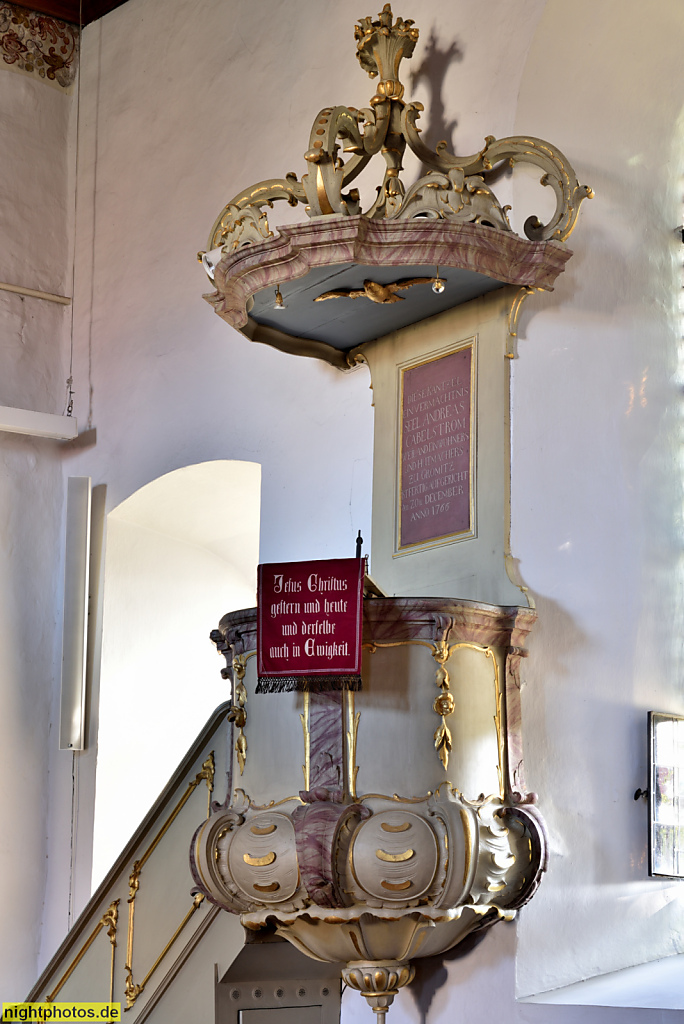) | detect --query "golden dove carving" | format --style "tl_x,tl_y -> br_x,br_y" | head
314,277 -> 434,305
